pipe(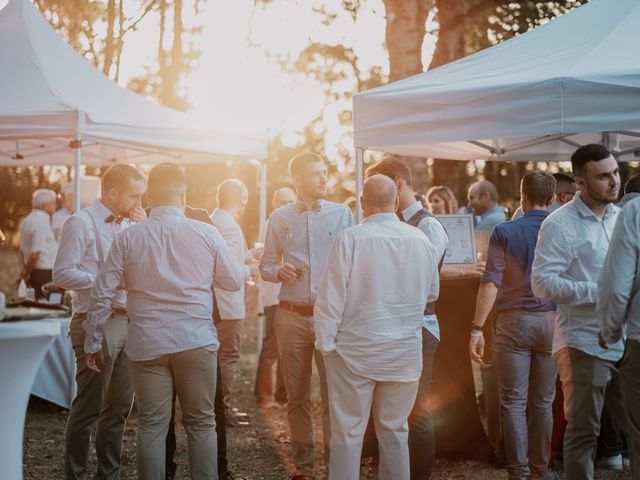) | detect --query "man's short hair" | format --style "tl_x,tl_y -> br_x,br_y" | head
147,164 -> 186,202
32,189 -> 57,209
571,144 -> 611,177
552,172 -> 575,188
624,172 -> 640,194
102,164 -> 145,192
521,171 -> 556,207
289,152 -> 324,177
362,174 -> 397,209
217,179 -> 248,206
366,158 -> 413,188
472,180 -> 498,202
